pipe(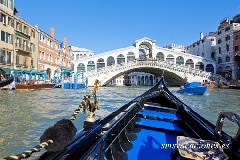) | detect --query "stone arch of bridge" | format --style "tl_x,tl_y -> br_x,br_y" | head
101,66 -> 185,86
